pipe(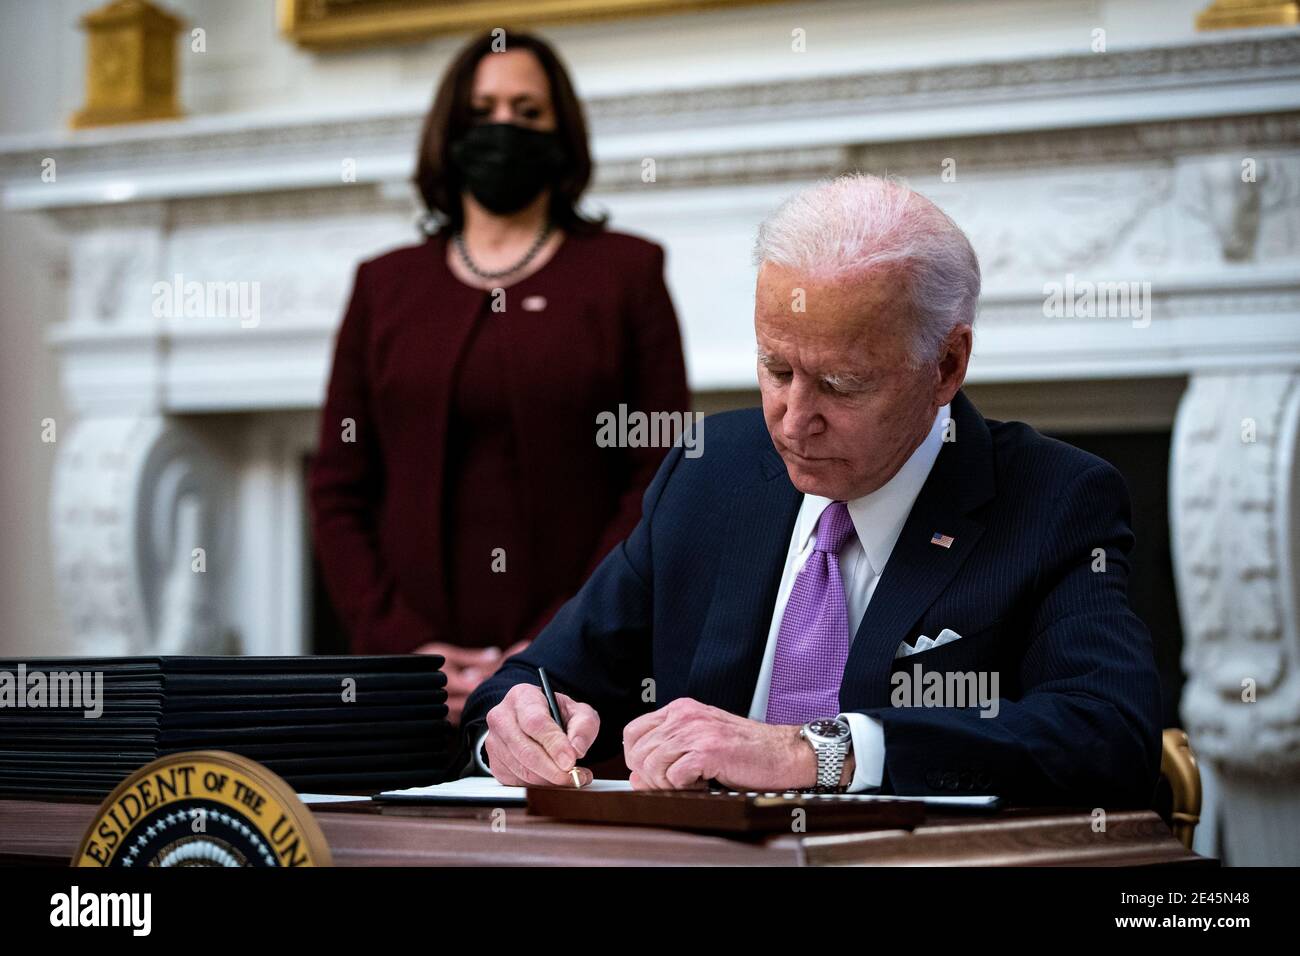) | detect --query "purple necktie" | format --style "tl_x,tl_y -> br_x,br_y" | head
765,501 -> 857,725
